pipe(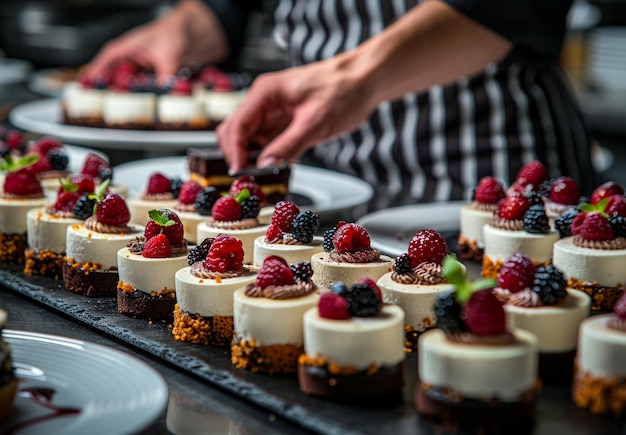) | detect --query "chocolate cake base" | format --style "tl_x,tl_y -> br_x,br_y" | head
538,349 -> 576,385
23,249 -> 64,279
456,237 -> 483,263
155,120 -> 214,131
297,362 -> 404,401
415,383 -> 536,434
62,262 -> 119,297
116,288 -> 176,322
0,232 -> 27,264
